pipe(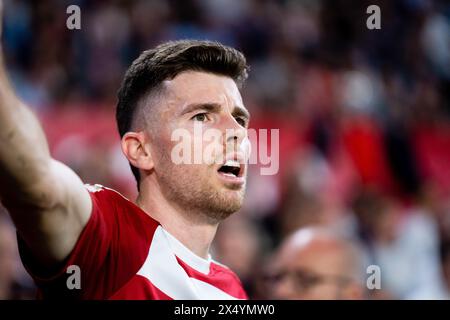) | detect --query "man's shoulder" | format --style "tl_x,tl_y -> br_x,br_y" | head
208,260 -> 248,299
210,259 -> 241,280
84,183 -> 159,227
84,183 -> 128,198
